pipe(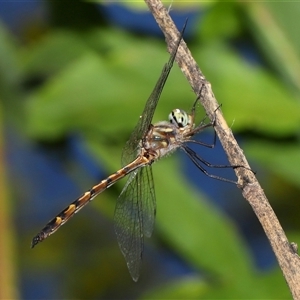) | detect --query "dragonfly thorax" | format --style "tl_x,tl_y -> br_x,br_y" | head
143,118 -> 190,160
169,109 -> 192,128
